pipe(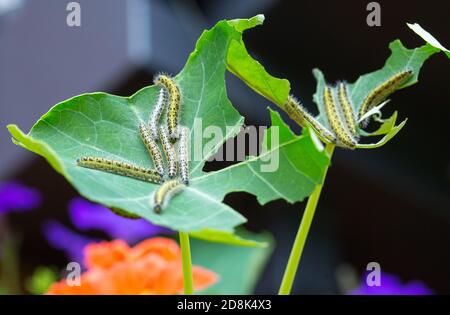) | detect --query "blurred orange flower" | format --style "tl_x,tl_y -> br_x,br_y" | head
47,238 -> 218,295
